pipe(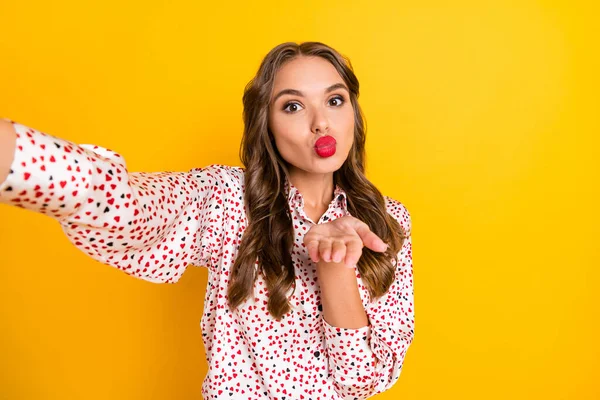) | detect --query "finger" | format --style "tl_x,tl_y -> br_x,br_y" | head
354,223 -> 387,252
331,240 -> 346,263
319,239 -> 333,263
306,239 -> 320,262
344,239 -> 363,268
